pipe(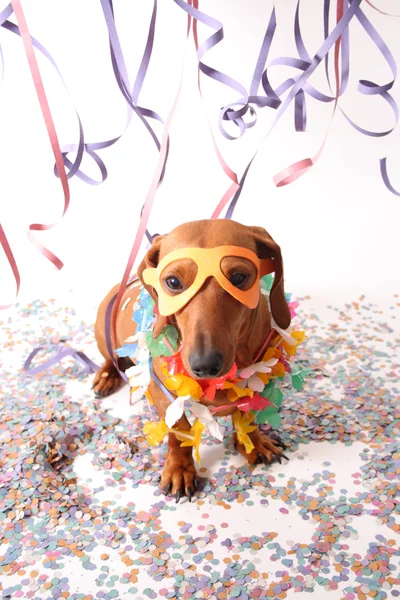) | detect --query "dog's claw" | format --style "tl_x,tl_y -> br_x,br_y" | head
175,490 -> 181,504
275,441 -> 287,450
269,432 -> 287,449
257,453 -> 269,465
193,478 -> 198,491
164,483 -> 172,496
186,487 -> 193,502
276,455 -> 282,464
281,453 -> 290,461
